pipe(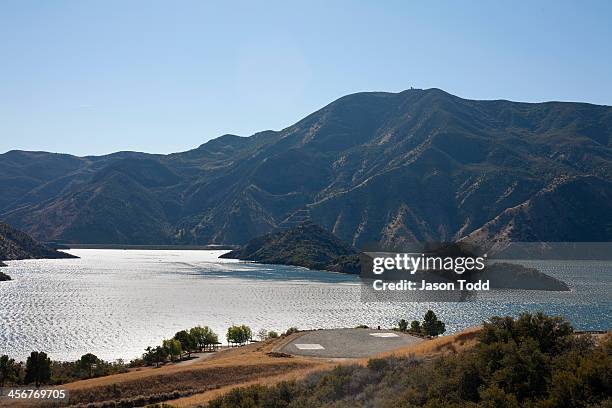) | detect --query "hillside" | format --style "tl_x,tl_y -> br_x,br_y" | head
0,222 -> 77,262
208,314 -> 611,408
2,88 -> 612,247
220,222 -> 361,274
461,175 -> 612,252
